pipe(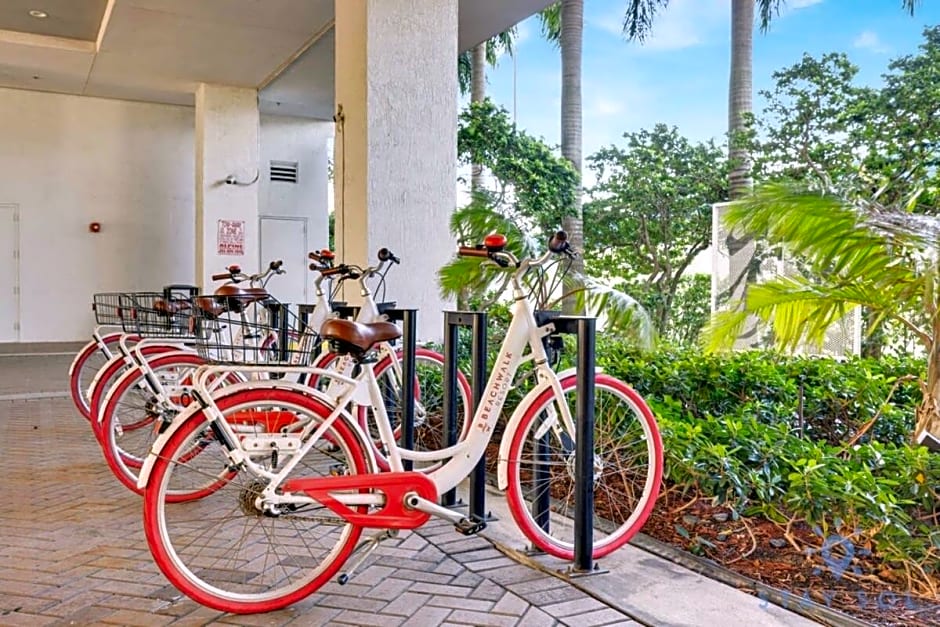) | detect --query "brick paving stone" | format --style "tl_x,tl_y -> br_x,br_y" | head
560,607 -> 635,626
410,581 -> 473,598
381,591 -> 432,617
446,609 -> 519,626
0,612 -> 57,626
517,605 -> 561,627
99,608 -> 178,626
449,571 -> 485,588
463,556 -> 518,572
332,609 -> 406,626
518,583 -> 590,606
478,564 -> 554,586
402,606 -> 453,626
426,595 -> 495,612
490,591 -> 530,617
467,579 -> 508,602
541,596 -> 608,618
368,577 -> 414,601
